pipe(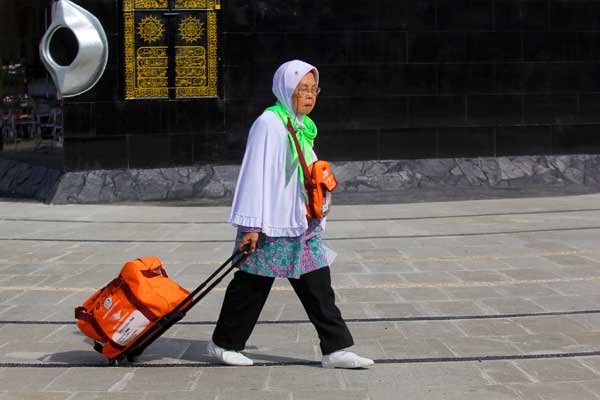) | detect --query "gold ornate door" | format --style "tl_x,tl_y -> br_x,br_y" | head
123,0 -> 220,99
